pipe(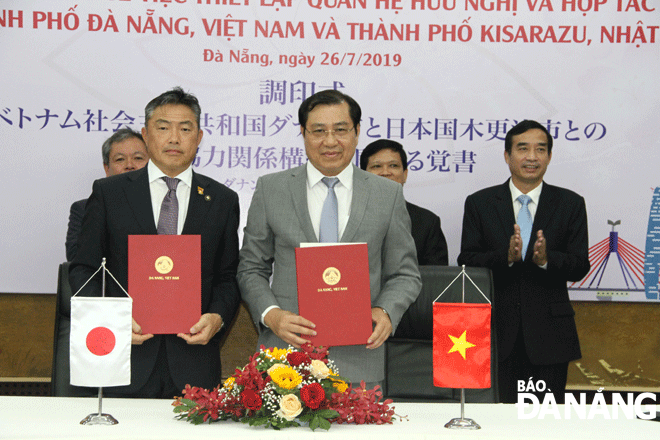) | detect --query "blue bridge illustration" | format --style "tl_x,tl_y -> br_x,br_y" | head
570,186 -> 660,301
